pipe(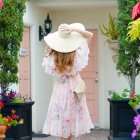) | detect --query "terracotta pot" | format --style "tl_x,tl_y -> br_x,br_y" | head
0,125 -> 6,140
